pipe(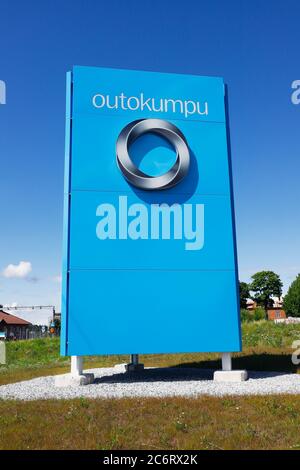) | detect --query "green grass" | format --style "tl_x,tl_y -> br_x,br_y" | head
0,320 -> 300,386
4,337 -> 65,368
1,321 -> 300,450
4,320 -> 300,366
242,320 -> 300,348
1,396 -> 300,450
